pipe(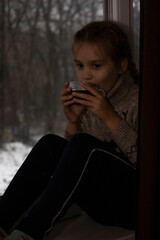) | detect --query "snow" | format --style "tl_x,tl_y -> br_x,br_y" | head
0,142 -> 32,195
